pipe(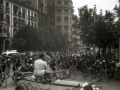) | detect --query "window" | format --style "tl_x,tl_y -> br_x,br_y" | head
56,25 -> 61,30
0,13 -> 3,21
32,22 -> 33,26
35,23 -> 36,27
13,17 -> 17,27
64,25 -> 68,31
13,29 -> 17,35
64,16 -> 68,23
64,9 -> 68,12
0,25 -> 2,33
64,1 -> 68,5
18,19 -> 22,27
13,5 -> 18,15
6,2 -> 9,8
6,15 -> 9,25
28,11 -> 30,19
57,9 -> 61,13
56,16 -> 61,22
22,20 -> 25,26
57,1 -> 61,4
28,21 -> 30,26
22,8 -> 26,18
45,7 -> 46,13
